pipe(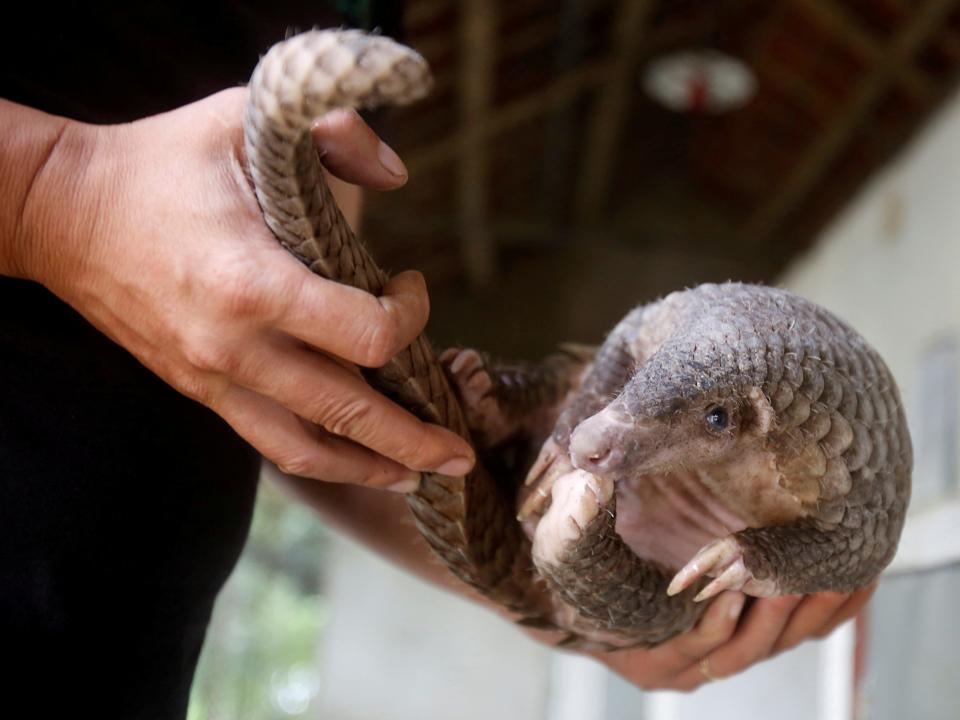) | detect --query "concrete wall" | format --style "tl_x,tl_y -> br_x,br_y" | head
315,534 -> 556,719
